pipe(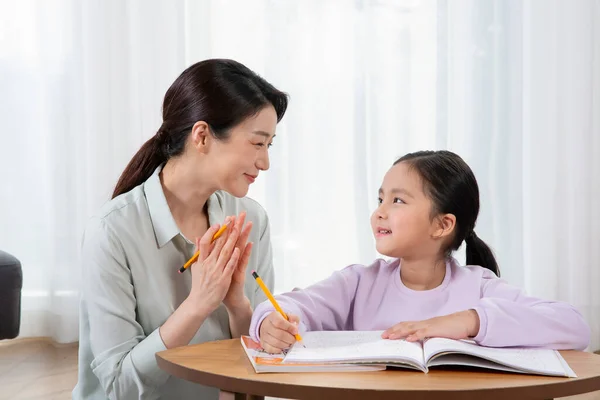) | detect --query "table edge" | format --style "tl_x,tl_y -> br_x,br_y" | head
156,354 -> 600,399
